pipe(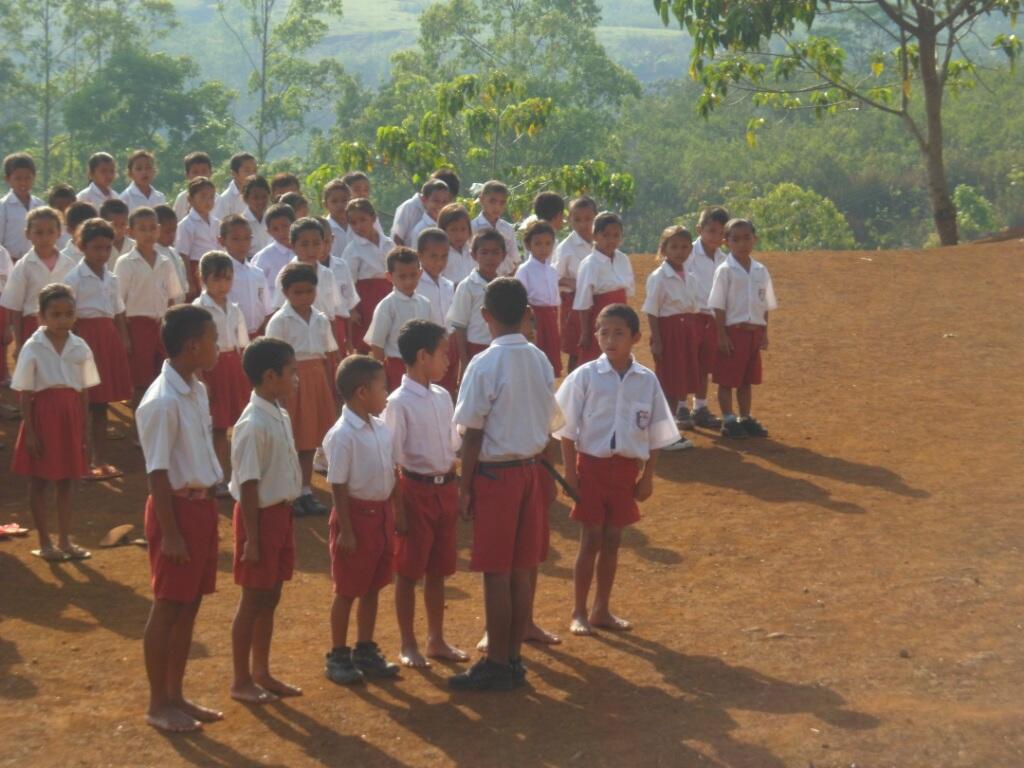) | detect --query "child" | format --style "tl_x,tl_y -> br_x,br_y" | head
391,168 -> 460,246
114,207 -> 183,403
272,218 -> 344,328
221,215 -> 271,337
230,338 -> 304,703
278,191 -> 309,220
99,198 -> 136,258
78,152 -> 118,210
472,180 -> 519,276
555,303 -> 679,636
573,211 -> 634,365
685,206 -> 730,429
175,177 -> 221,299
554,196 -> 597,373
319,217 -> 359,355
154,204 -> 188,304
438,203 -> 474,284
384,320 -> 467,667
215,152 -> 258,219
340,198 -> 395,353
449,277 -> 557,691
407,179 -> 452,246
322,179 -> 352,259
340,171 -> 370,201
60,201 -> 99,262
242,175 -> 272,256
64,218 -> 133,479
264,263 -> 337,517
365,247 -> 430,391
447,229 -> 505,382
252,203 -> 297,303
532,191 -> 565,231
414,228 -> 458,395
48,184 -> 77,249
708,218 -> 777,439
11,284 -> 98,562
270,172 -> 301,201
0,243 -> 11,385
1,152 -> 44,260
172,152 -> 214,219
194,252 -> 251,496
323,355 -> 400,685
515,220 -> 562,376
119,149 -> 166,212
136,304 -> 224,734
